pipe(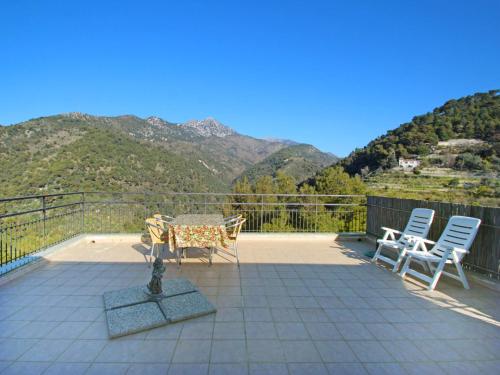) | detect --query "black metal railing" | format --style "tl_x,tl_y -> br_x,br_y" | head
0,192 -> 367,273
